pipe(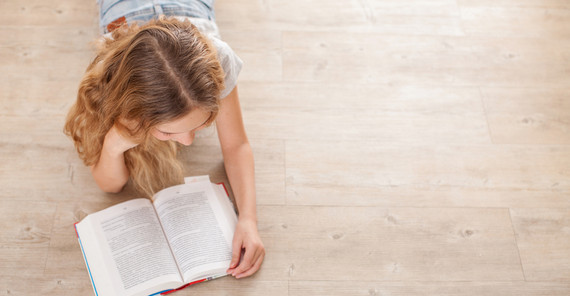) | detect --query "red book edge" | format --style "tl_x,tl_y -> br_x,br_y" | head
160,278 -> 208,295
74,222 -> 79,238
216,182 -> 230,198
